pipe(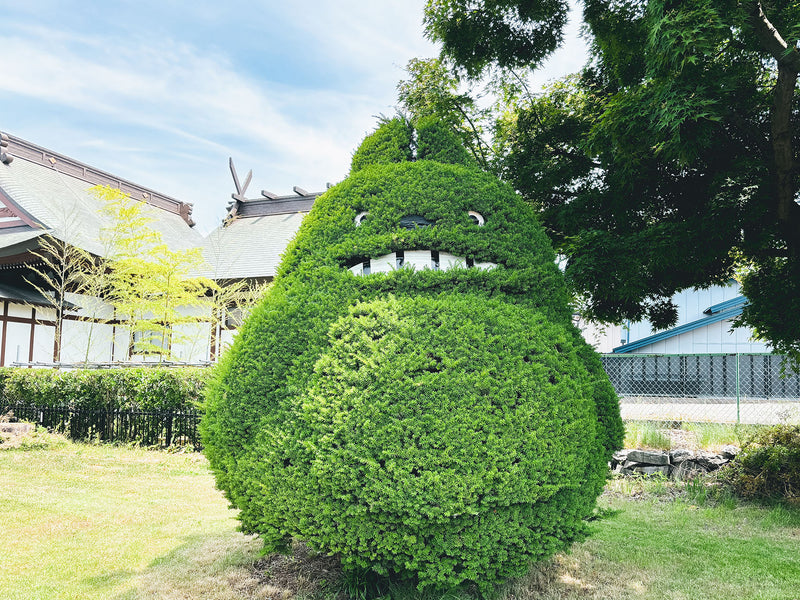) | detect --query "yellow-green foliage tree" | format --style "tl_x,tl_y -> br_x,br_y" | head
92,185 -> 213,361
